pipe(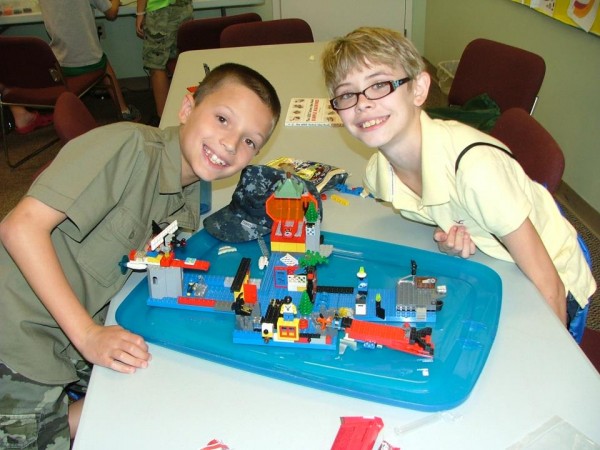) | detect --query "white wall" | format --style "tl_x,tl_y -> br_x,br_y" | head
276,0 -> 409,42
